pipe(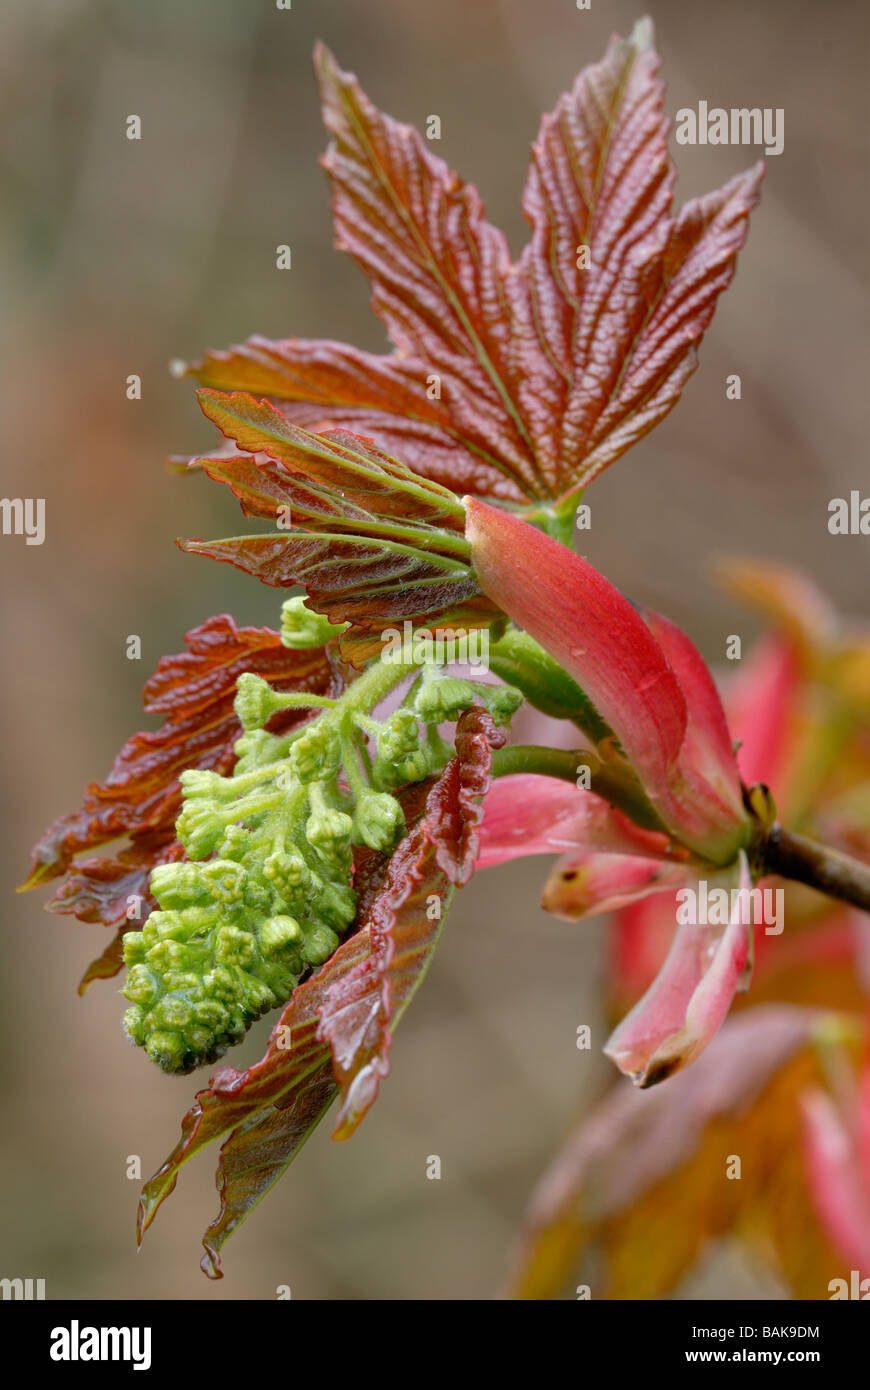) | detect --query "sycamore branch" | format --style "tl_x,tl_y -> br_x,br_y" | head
762,825 -> 870,917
